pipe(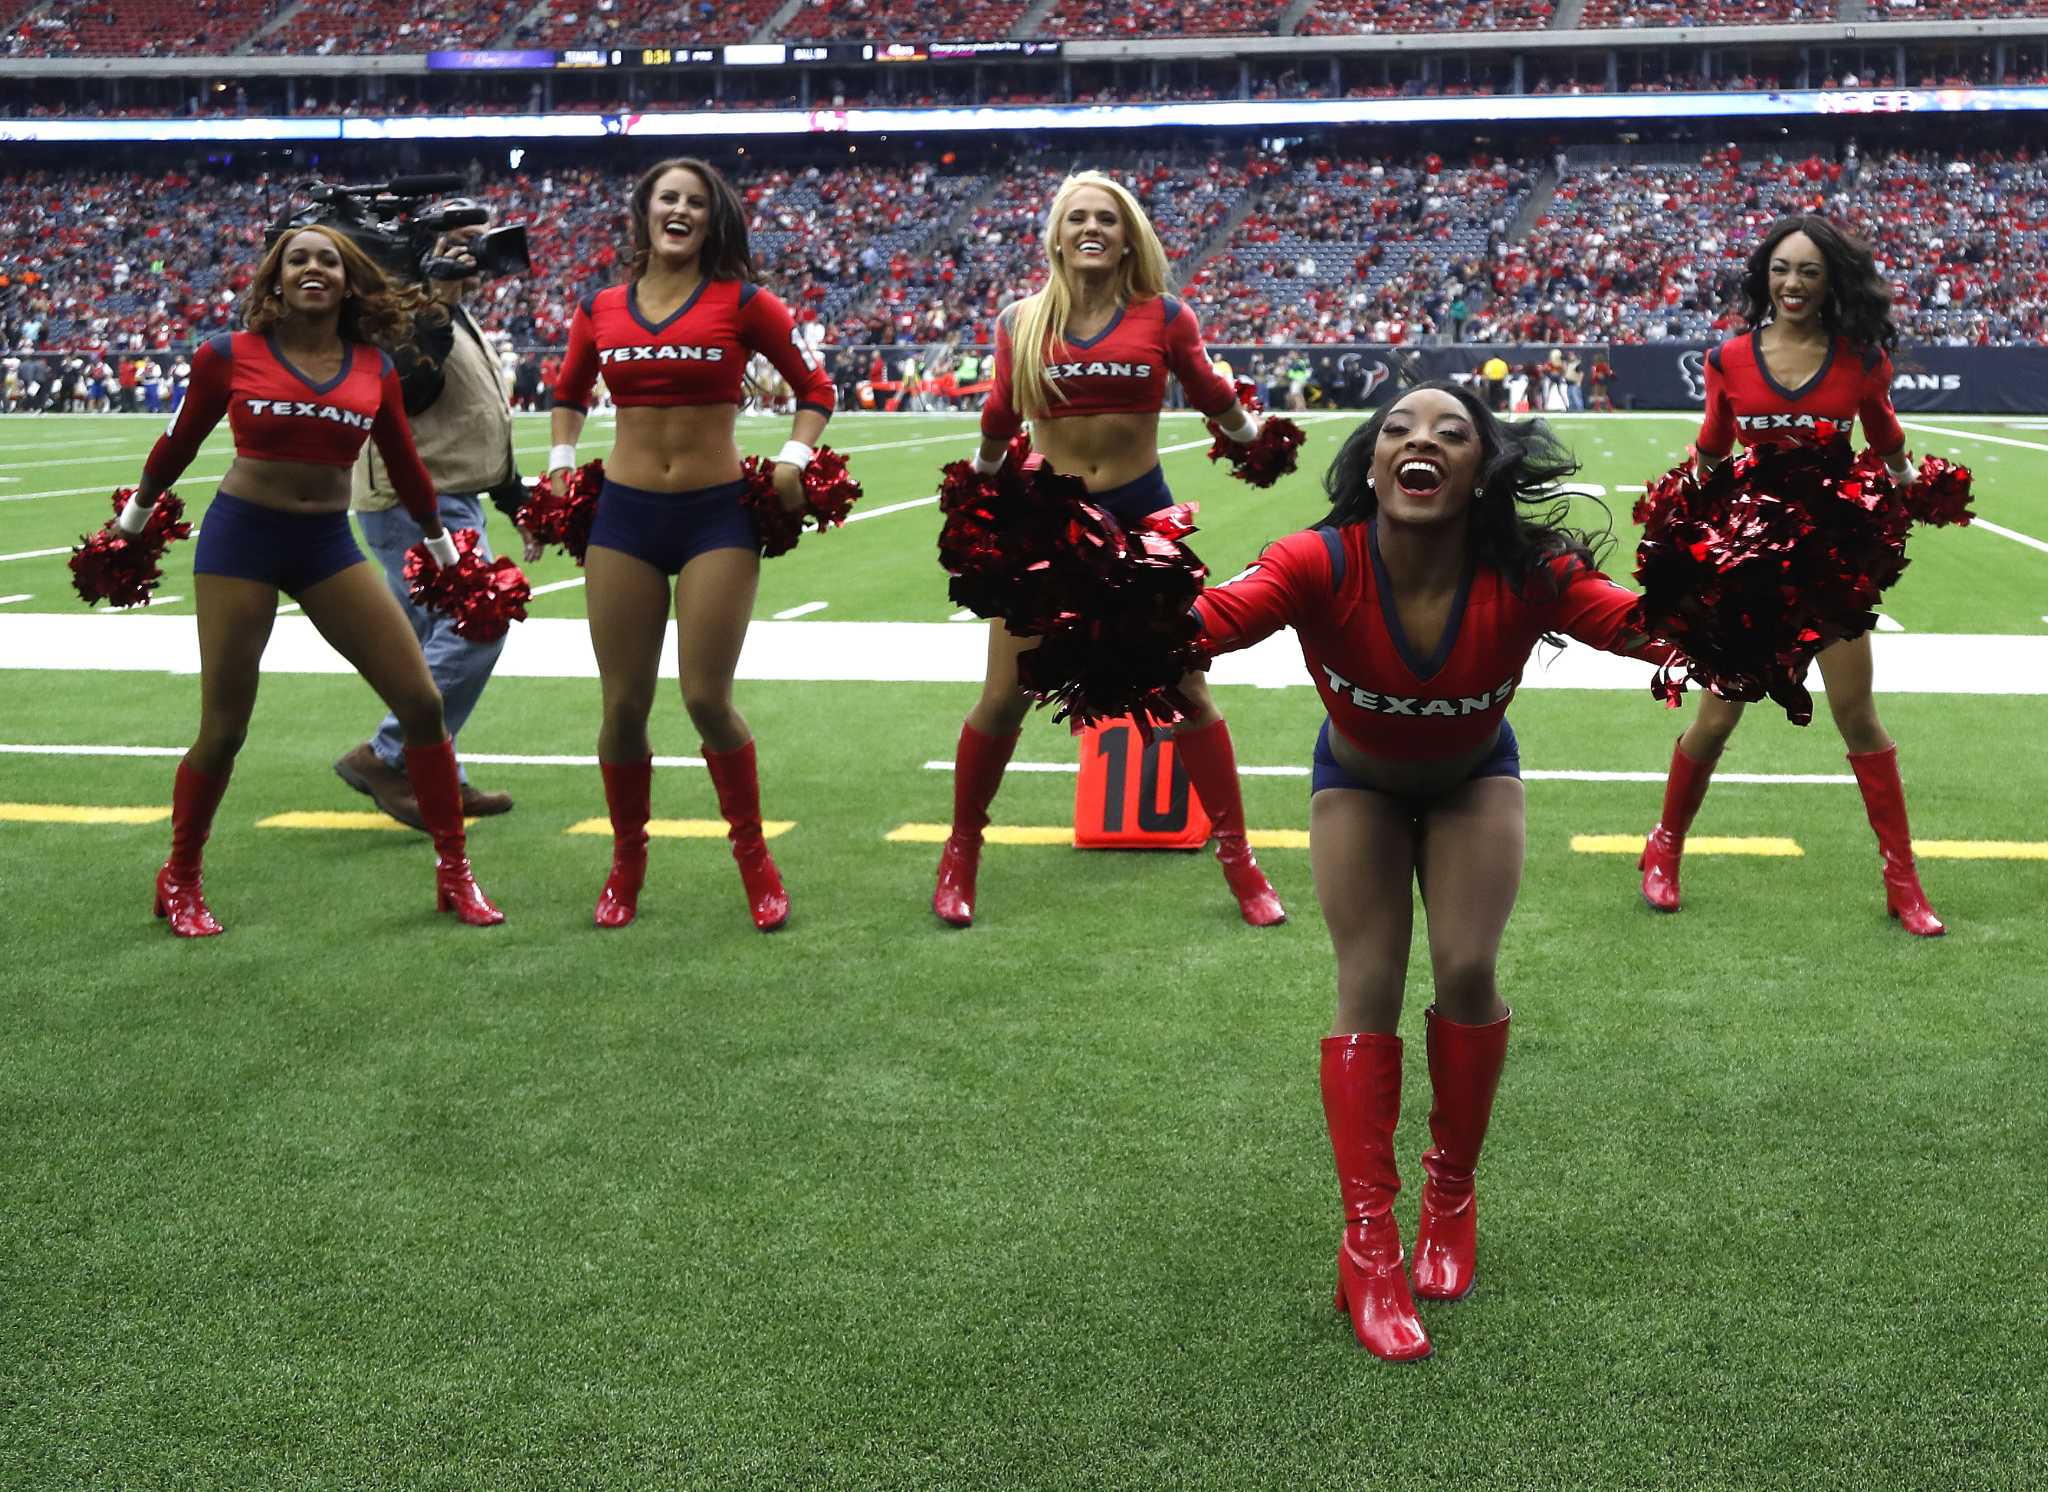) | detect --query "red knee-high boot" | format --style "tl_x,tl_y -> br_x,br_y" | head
933,722 -> 1018,928
1411,1007 -> 1511,1302
1320,1033 -> 1431,1362
404,739 -> 504,926
594,754 -> 653,929
1847,745 -> 1945,937
703,740 -> 788,932
1640,737 -> 1717,912
1173,716 -> 1285,927
156,760 -> 230,937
